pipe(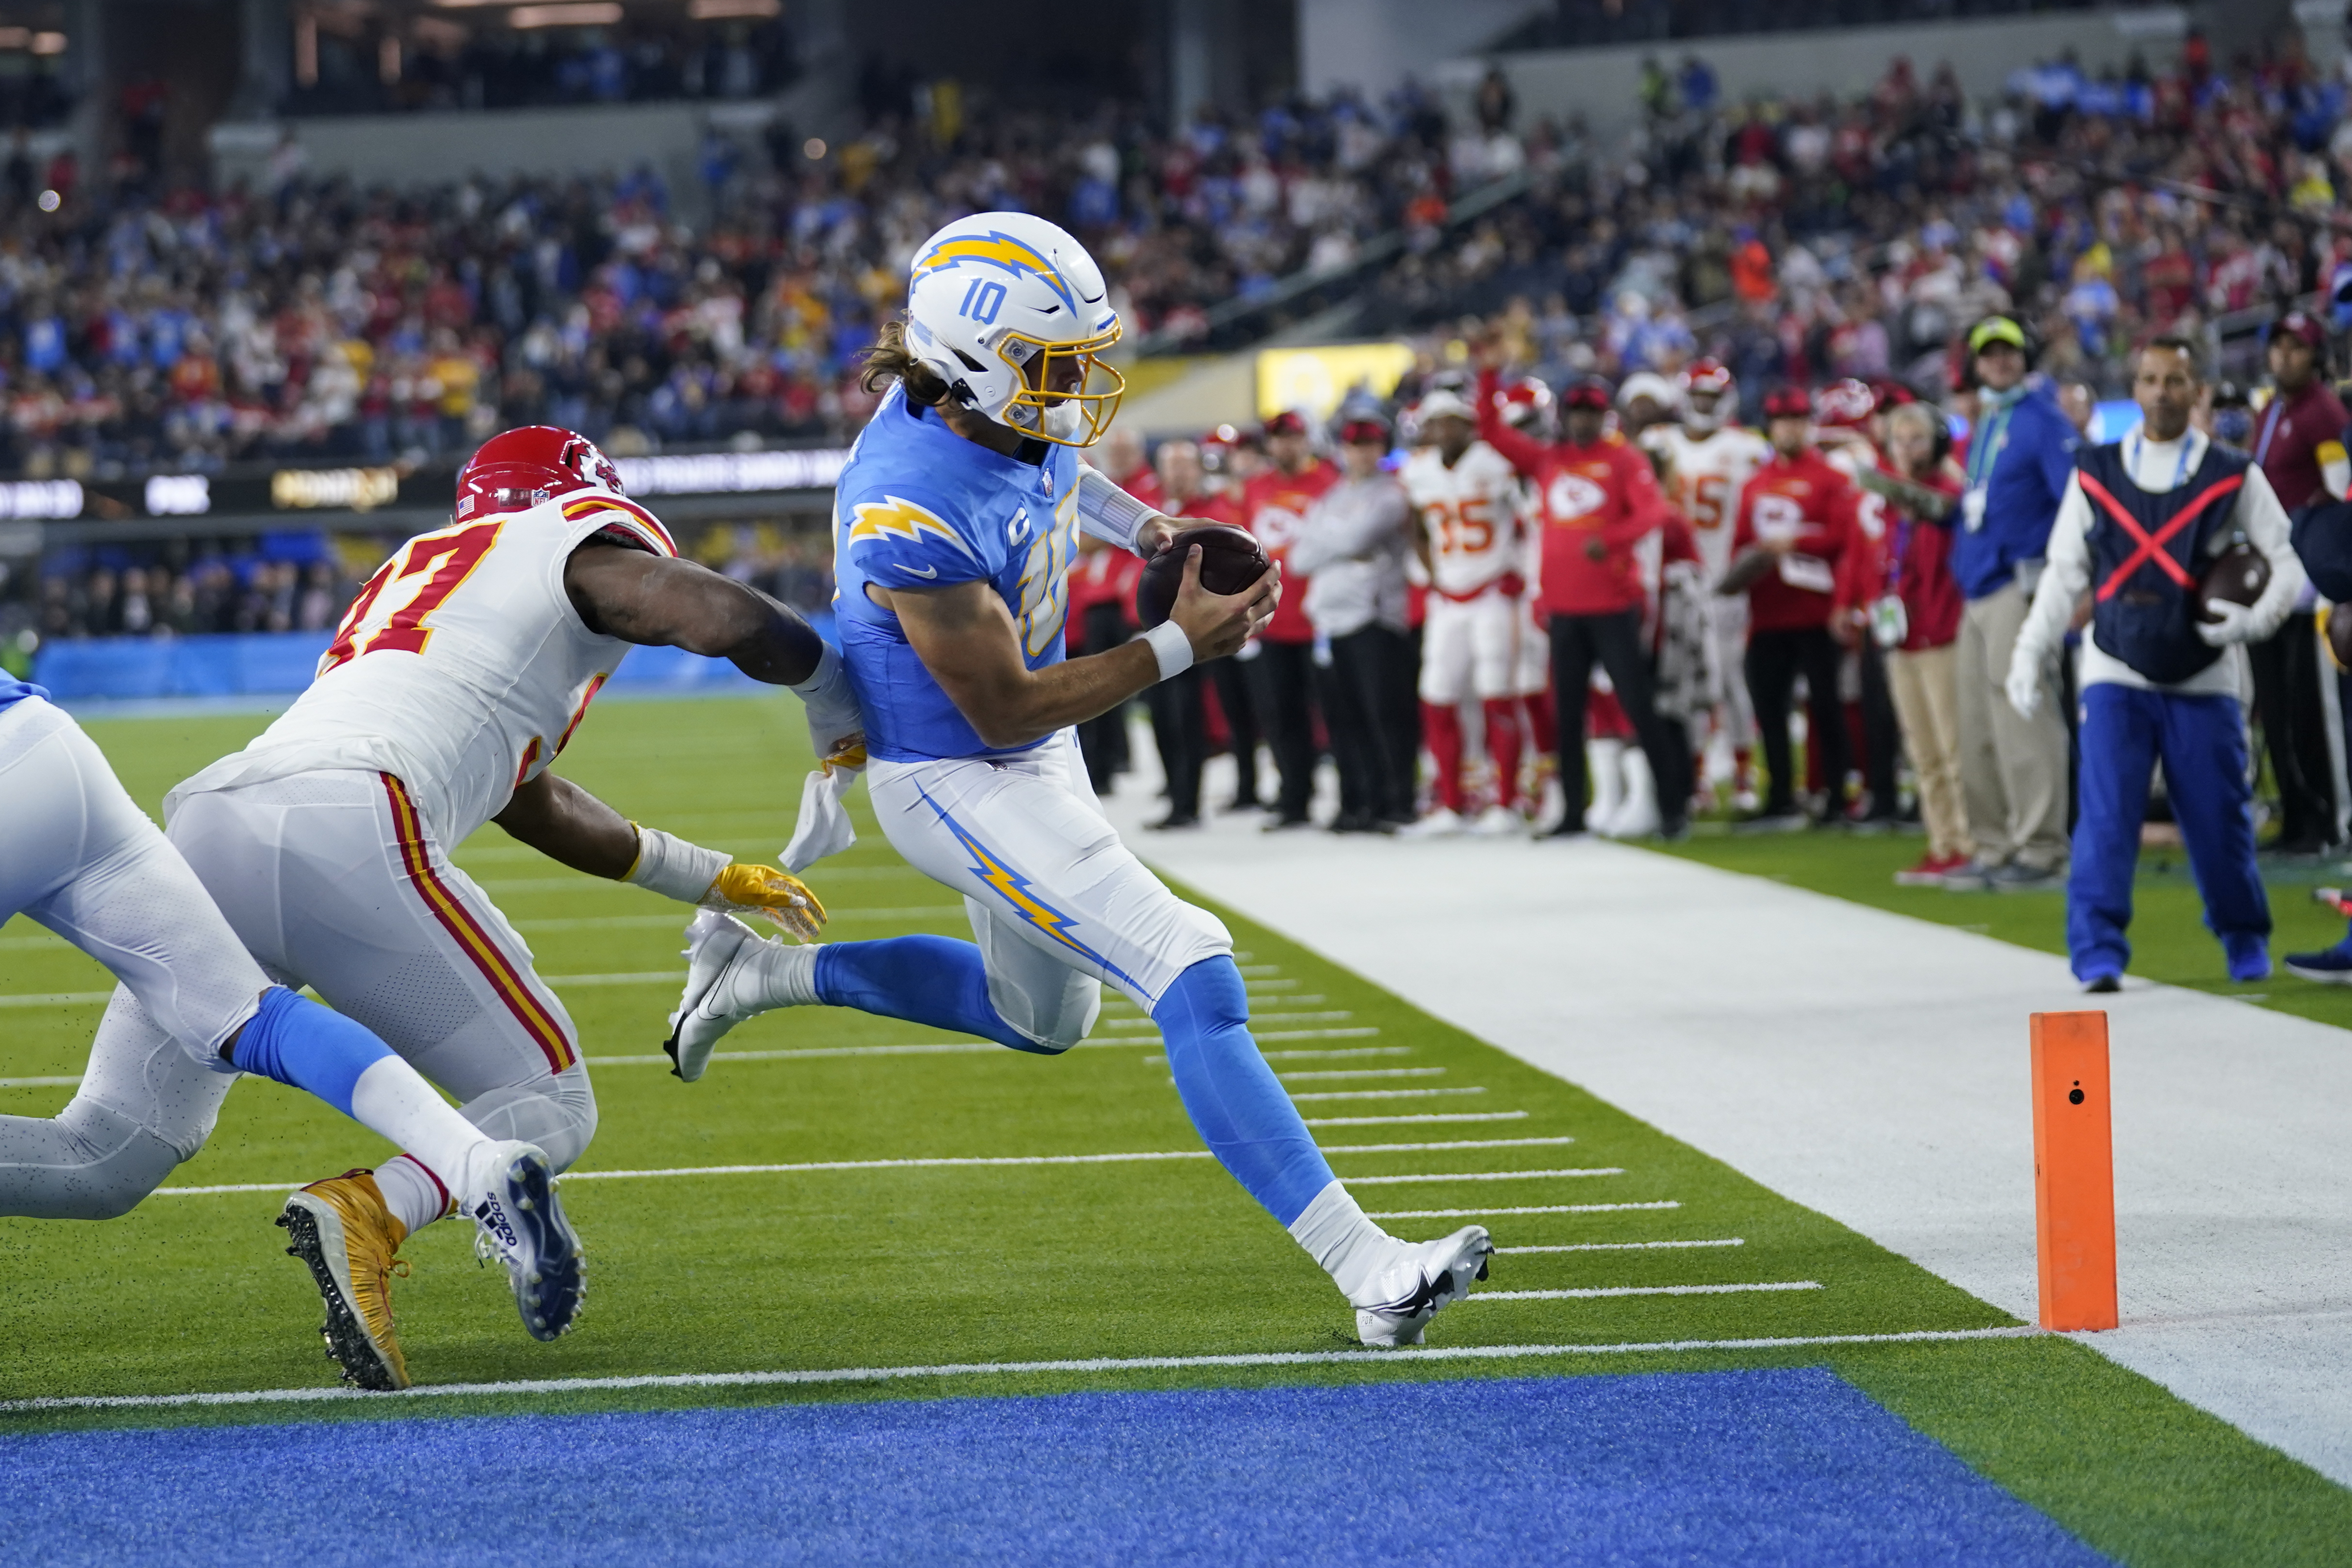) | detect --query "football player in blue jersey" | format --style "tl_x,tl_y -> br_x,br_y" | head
667,212 -> 1492,1345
